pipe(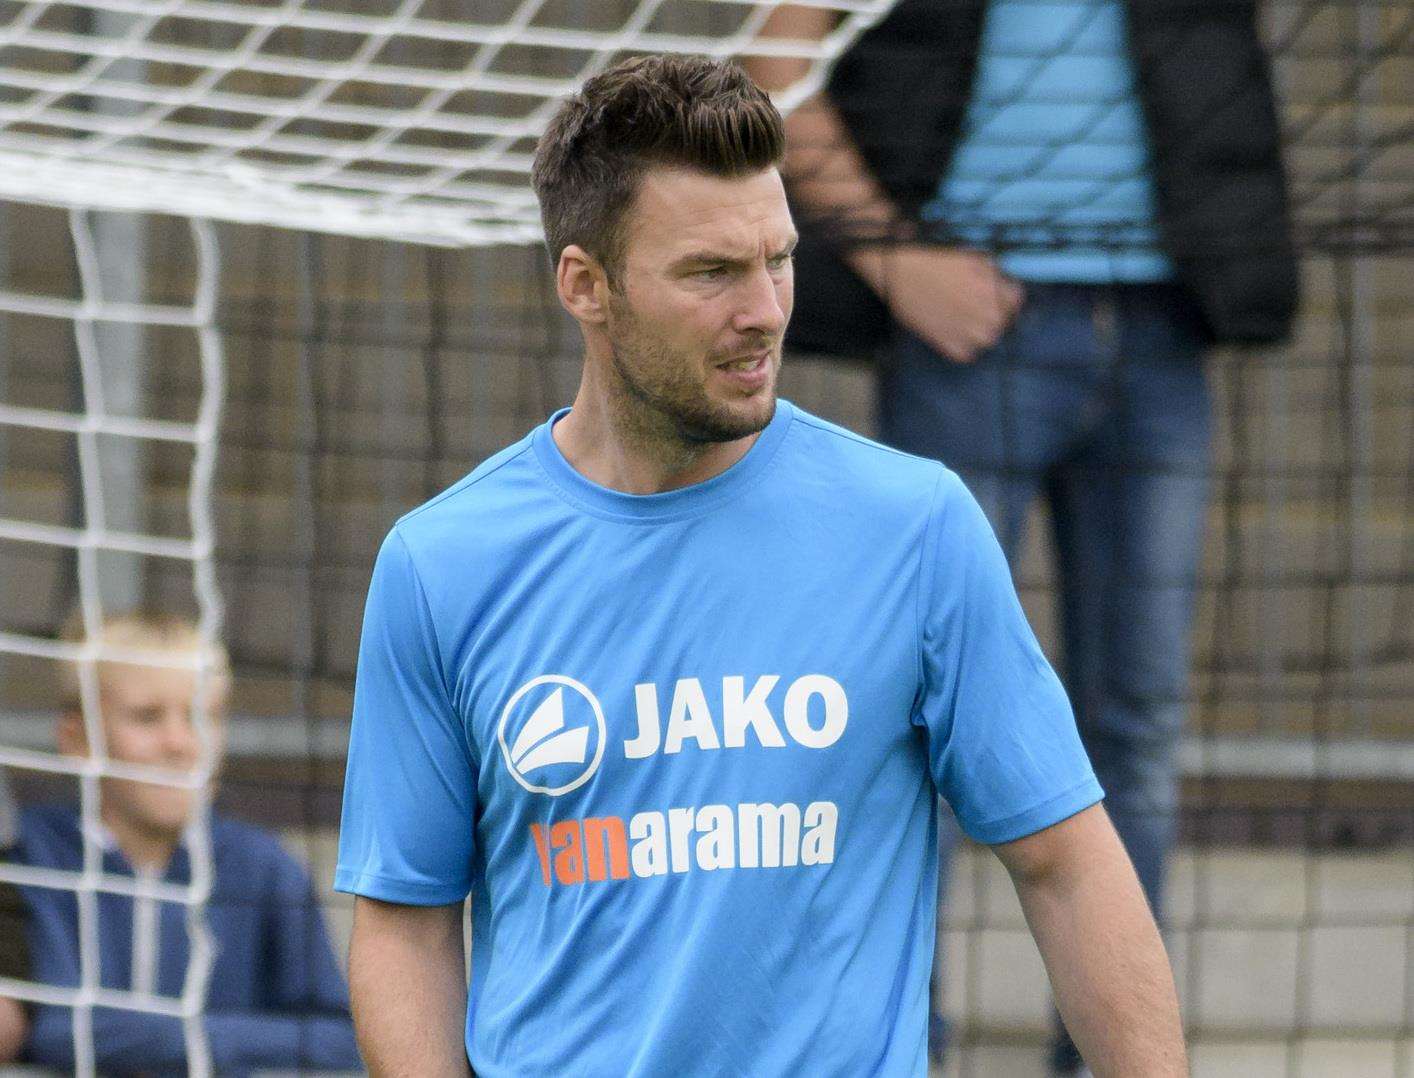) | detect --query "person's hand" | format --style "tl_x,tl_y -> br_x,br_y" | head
0,995 -> 26,1064
848,245 -> 1024,364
